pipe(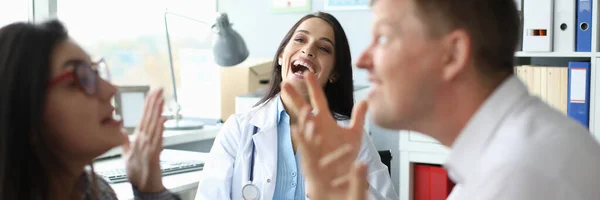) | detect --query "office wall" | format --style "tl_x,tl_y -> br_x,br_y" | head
218,0 -> 372,86
218,0 -> 401,193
